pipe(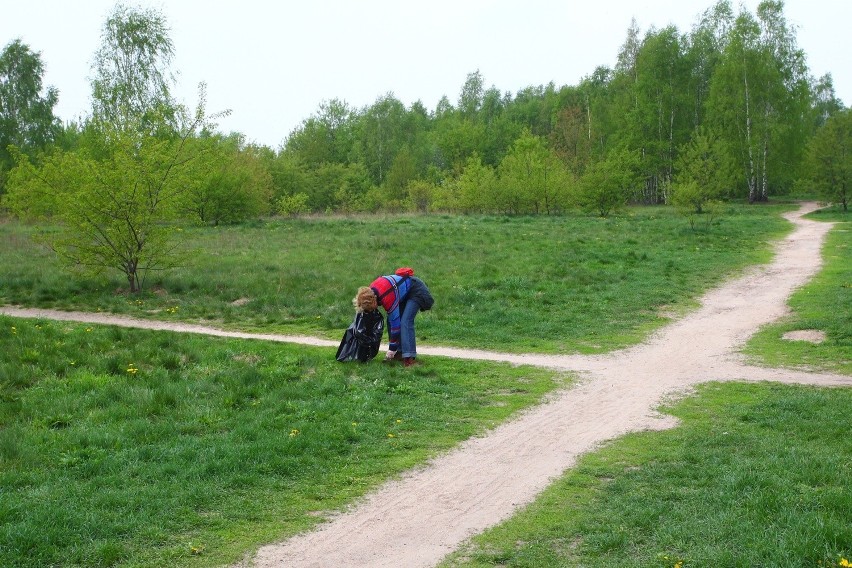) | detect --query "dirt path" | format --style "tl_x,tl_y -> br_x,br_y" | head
2,203 -> 850,568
